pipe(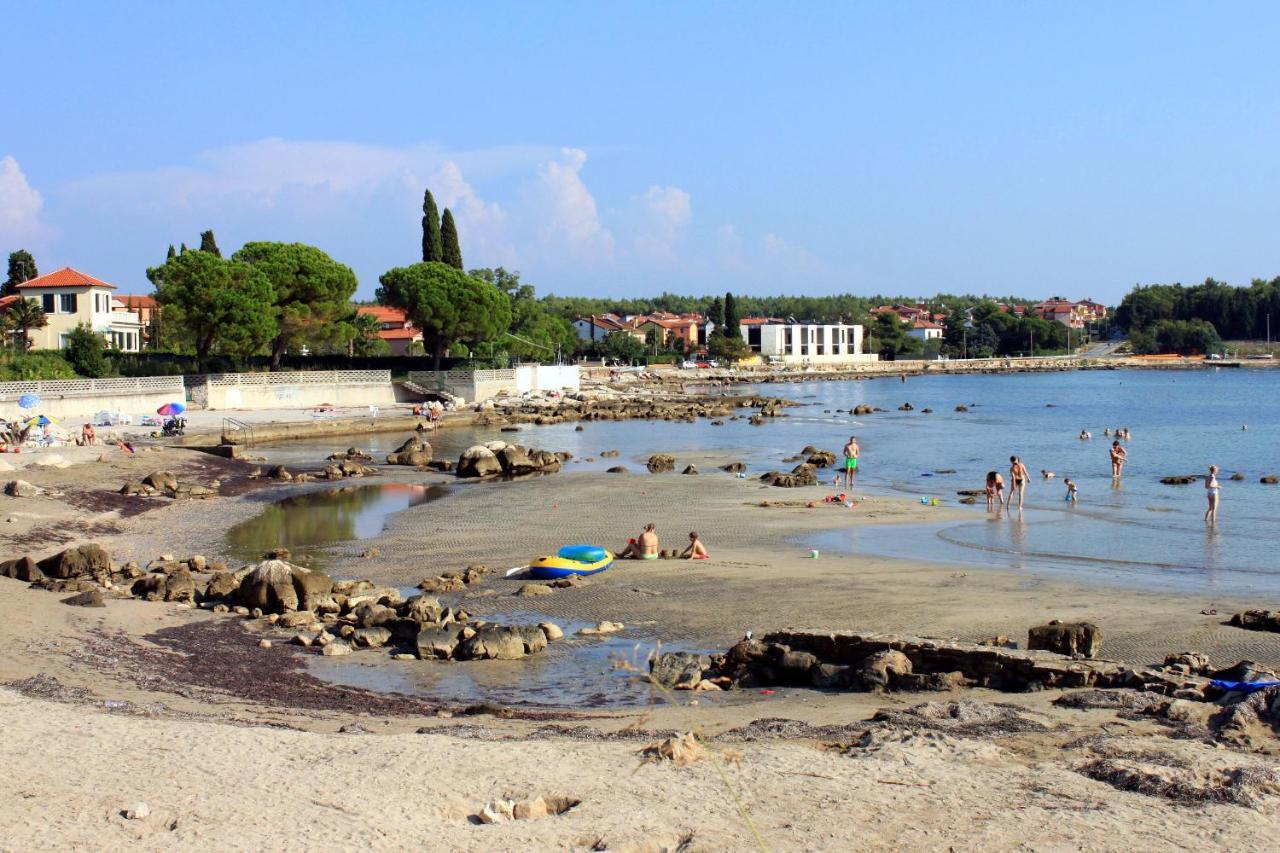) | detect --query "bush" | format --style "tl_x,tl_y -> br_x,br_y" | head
64,325 -> 112,378
0,351 -> 78,381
